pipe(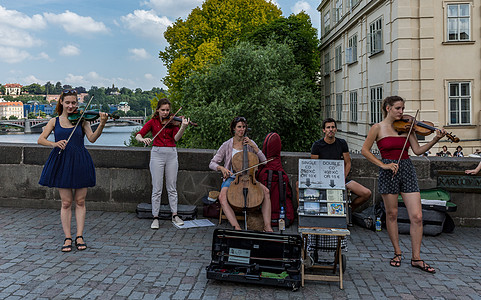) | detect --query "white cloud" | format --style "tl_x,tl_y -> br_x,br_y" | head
0,24 -> 43,48
121,10 -> 171,44
44,10 -> 109,35
0,5 -> 46,30
292,1 -> 312,14
59,45 -> 81,56
129,48 -> 150,60
0,46 -> 31,63
143,0 -> 203,19
23,75 -> 45,85
144,73 -> 154,80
